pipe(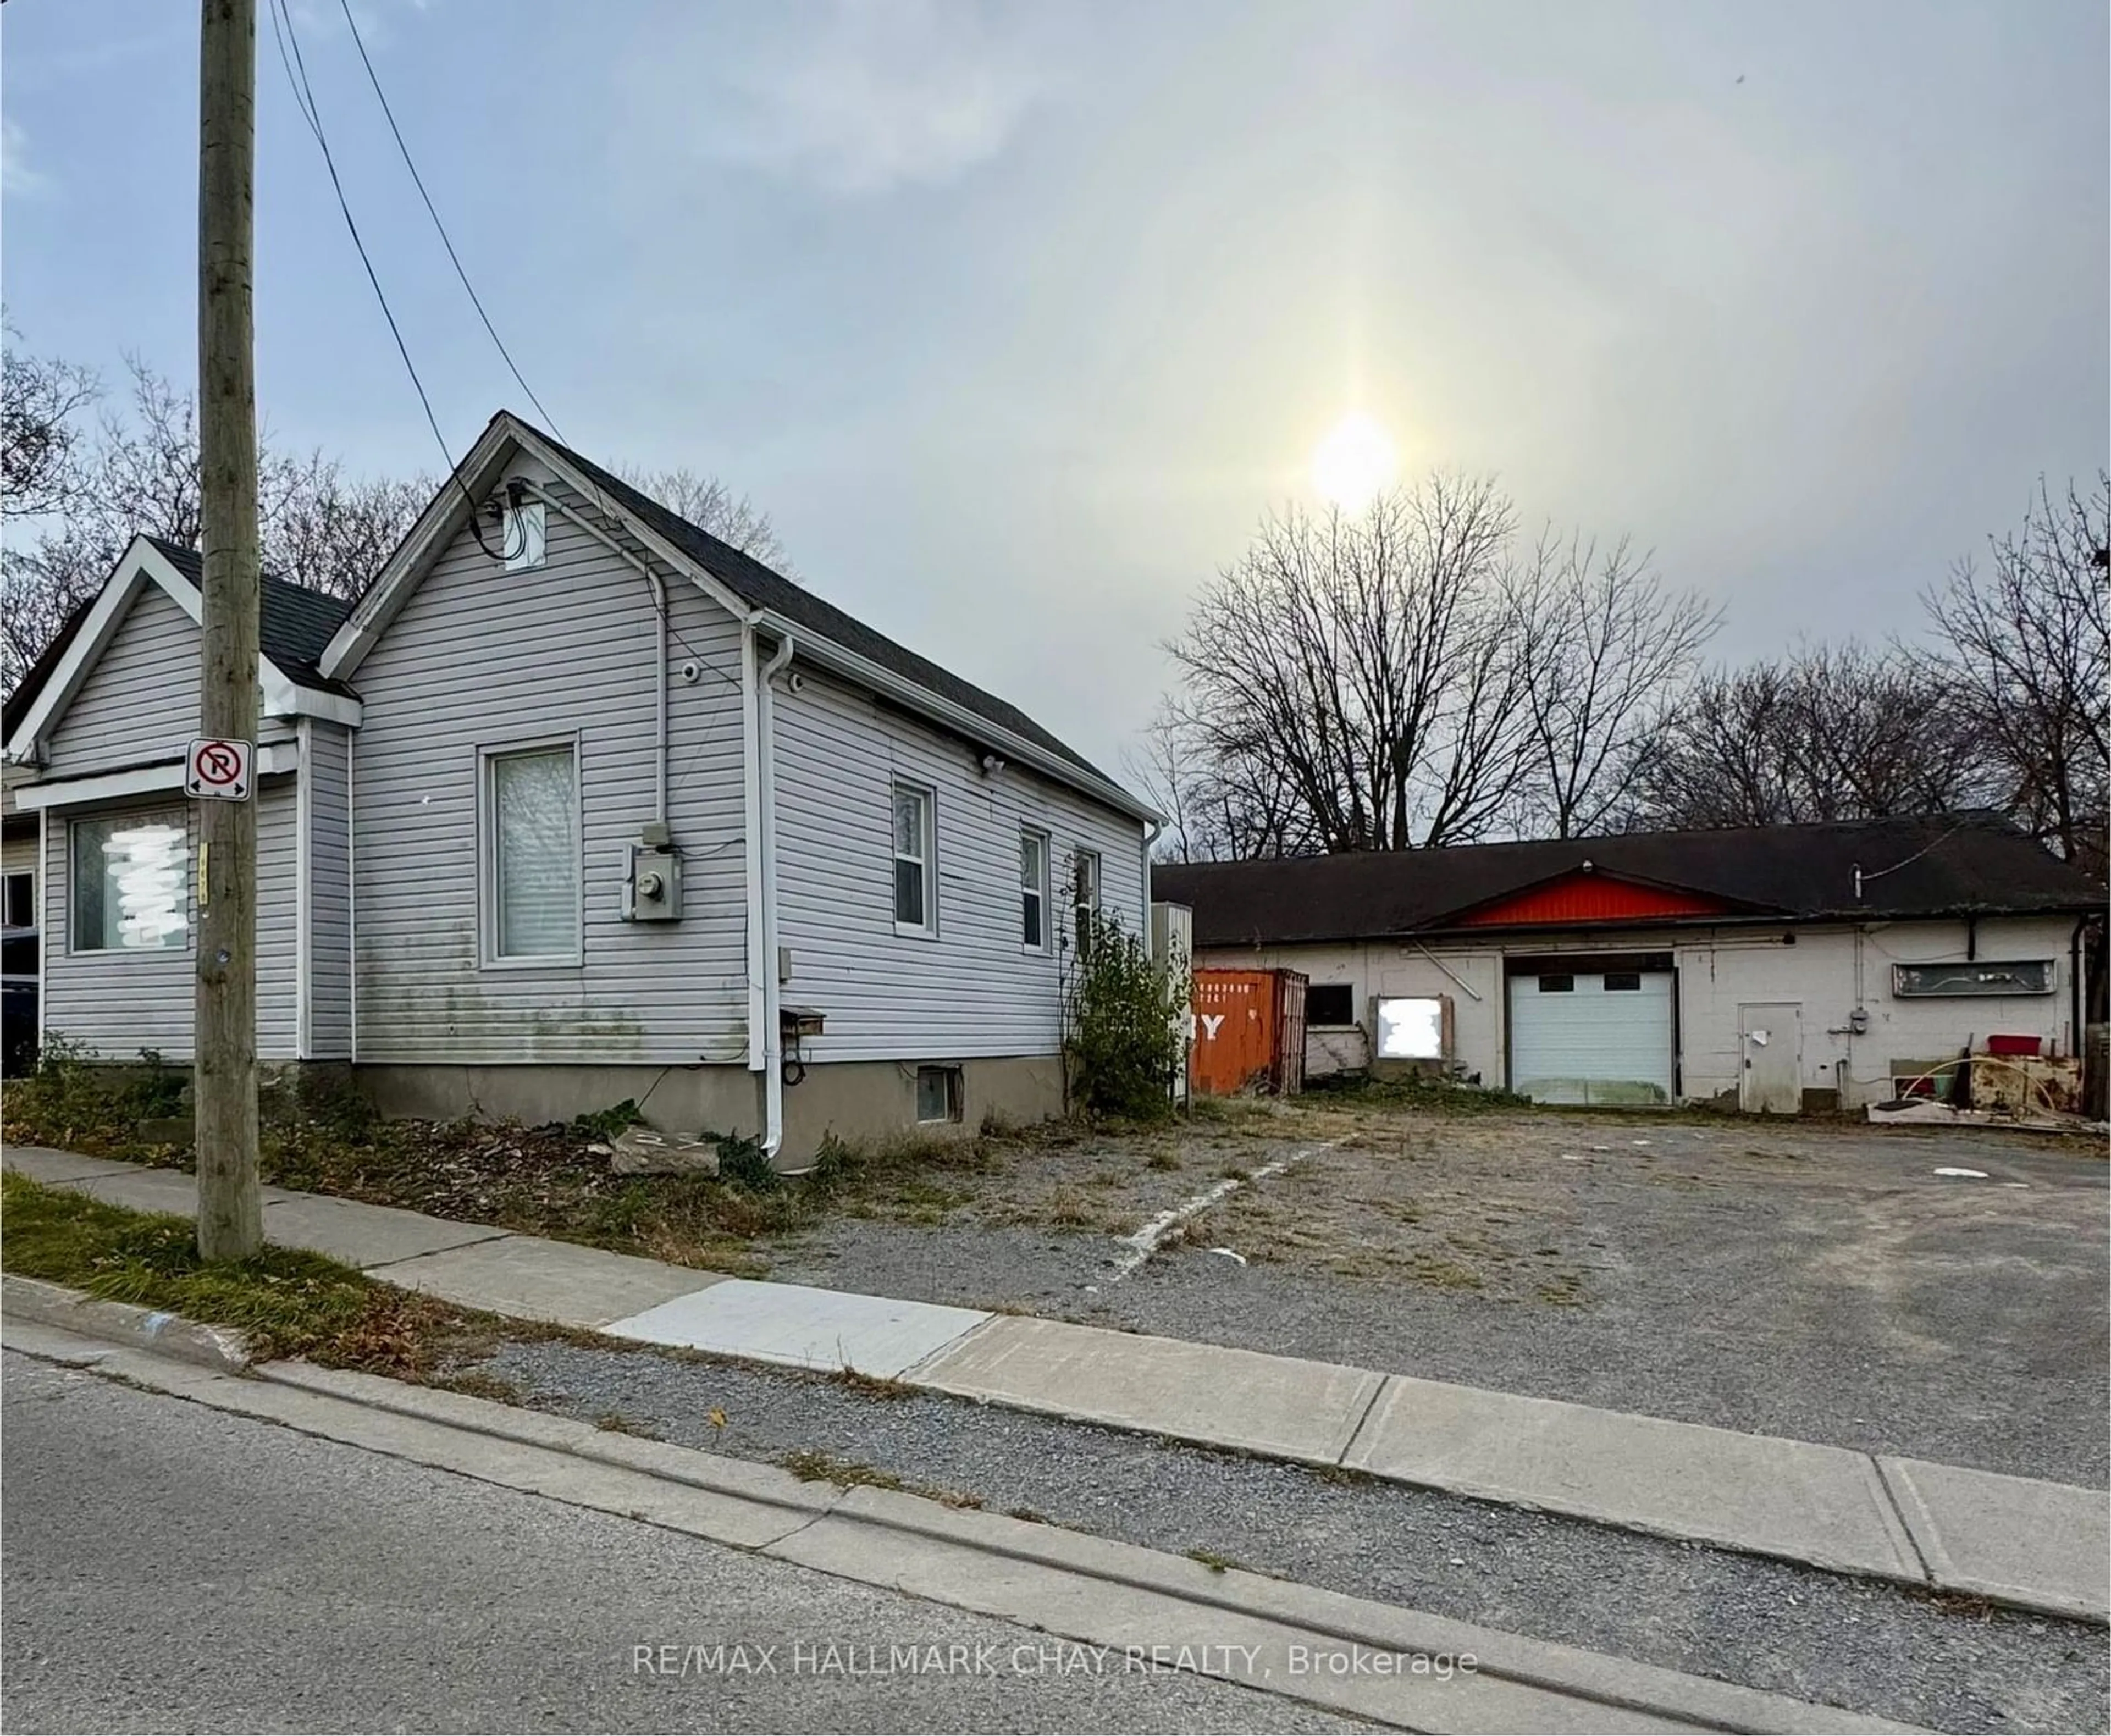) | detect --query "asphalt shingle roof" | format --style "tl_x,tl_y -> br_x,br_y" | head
1151,815 -> 2107,947
145,537 -> 357,694
526,426 -> 1121,789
